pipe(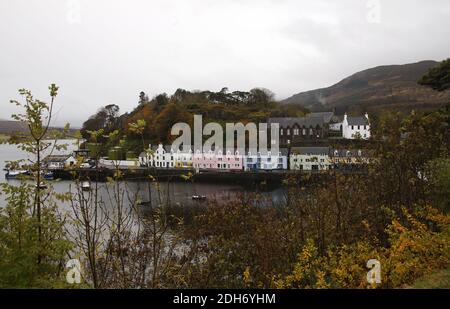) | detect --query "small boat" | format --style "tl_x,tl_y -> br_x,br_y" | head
35,182 -> 47,190
137,201 -> 152,207
81,181 -> 91,192
43,171 -> 54,180
5,170 -> 30,179
191,195 -> 207,201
